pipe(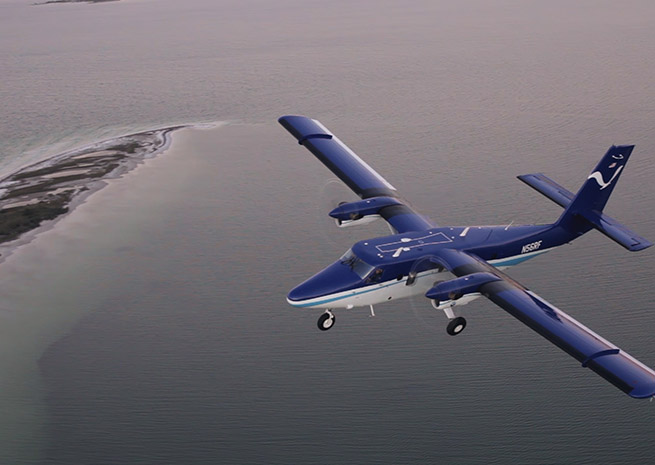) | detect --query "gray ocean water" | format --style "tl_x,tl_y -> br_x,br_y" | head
2,0 -> 655,463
